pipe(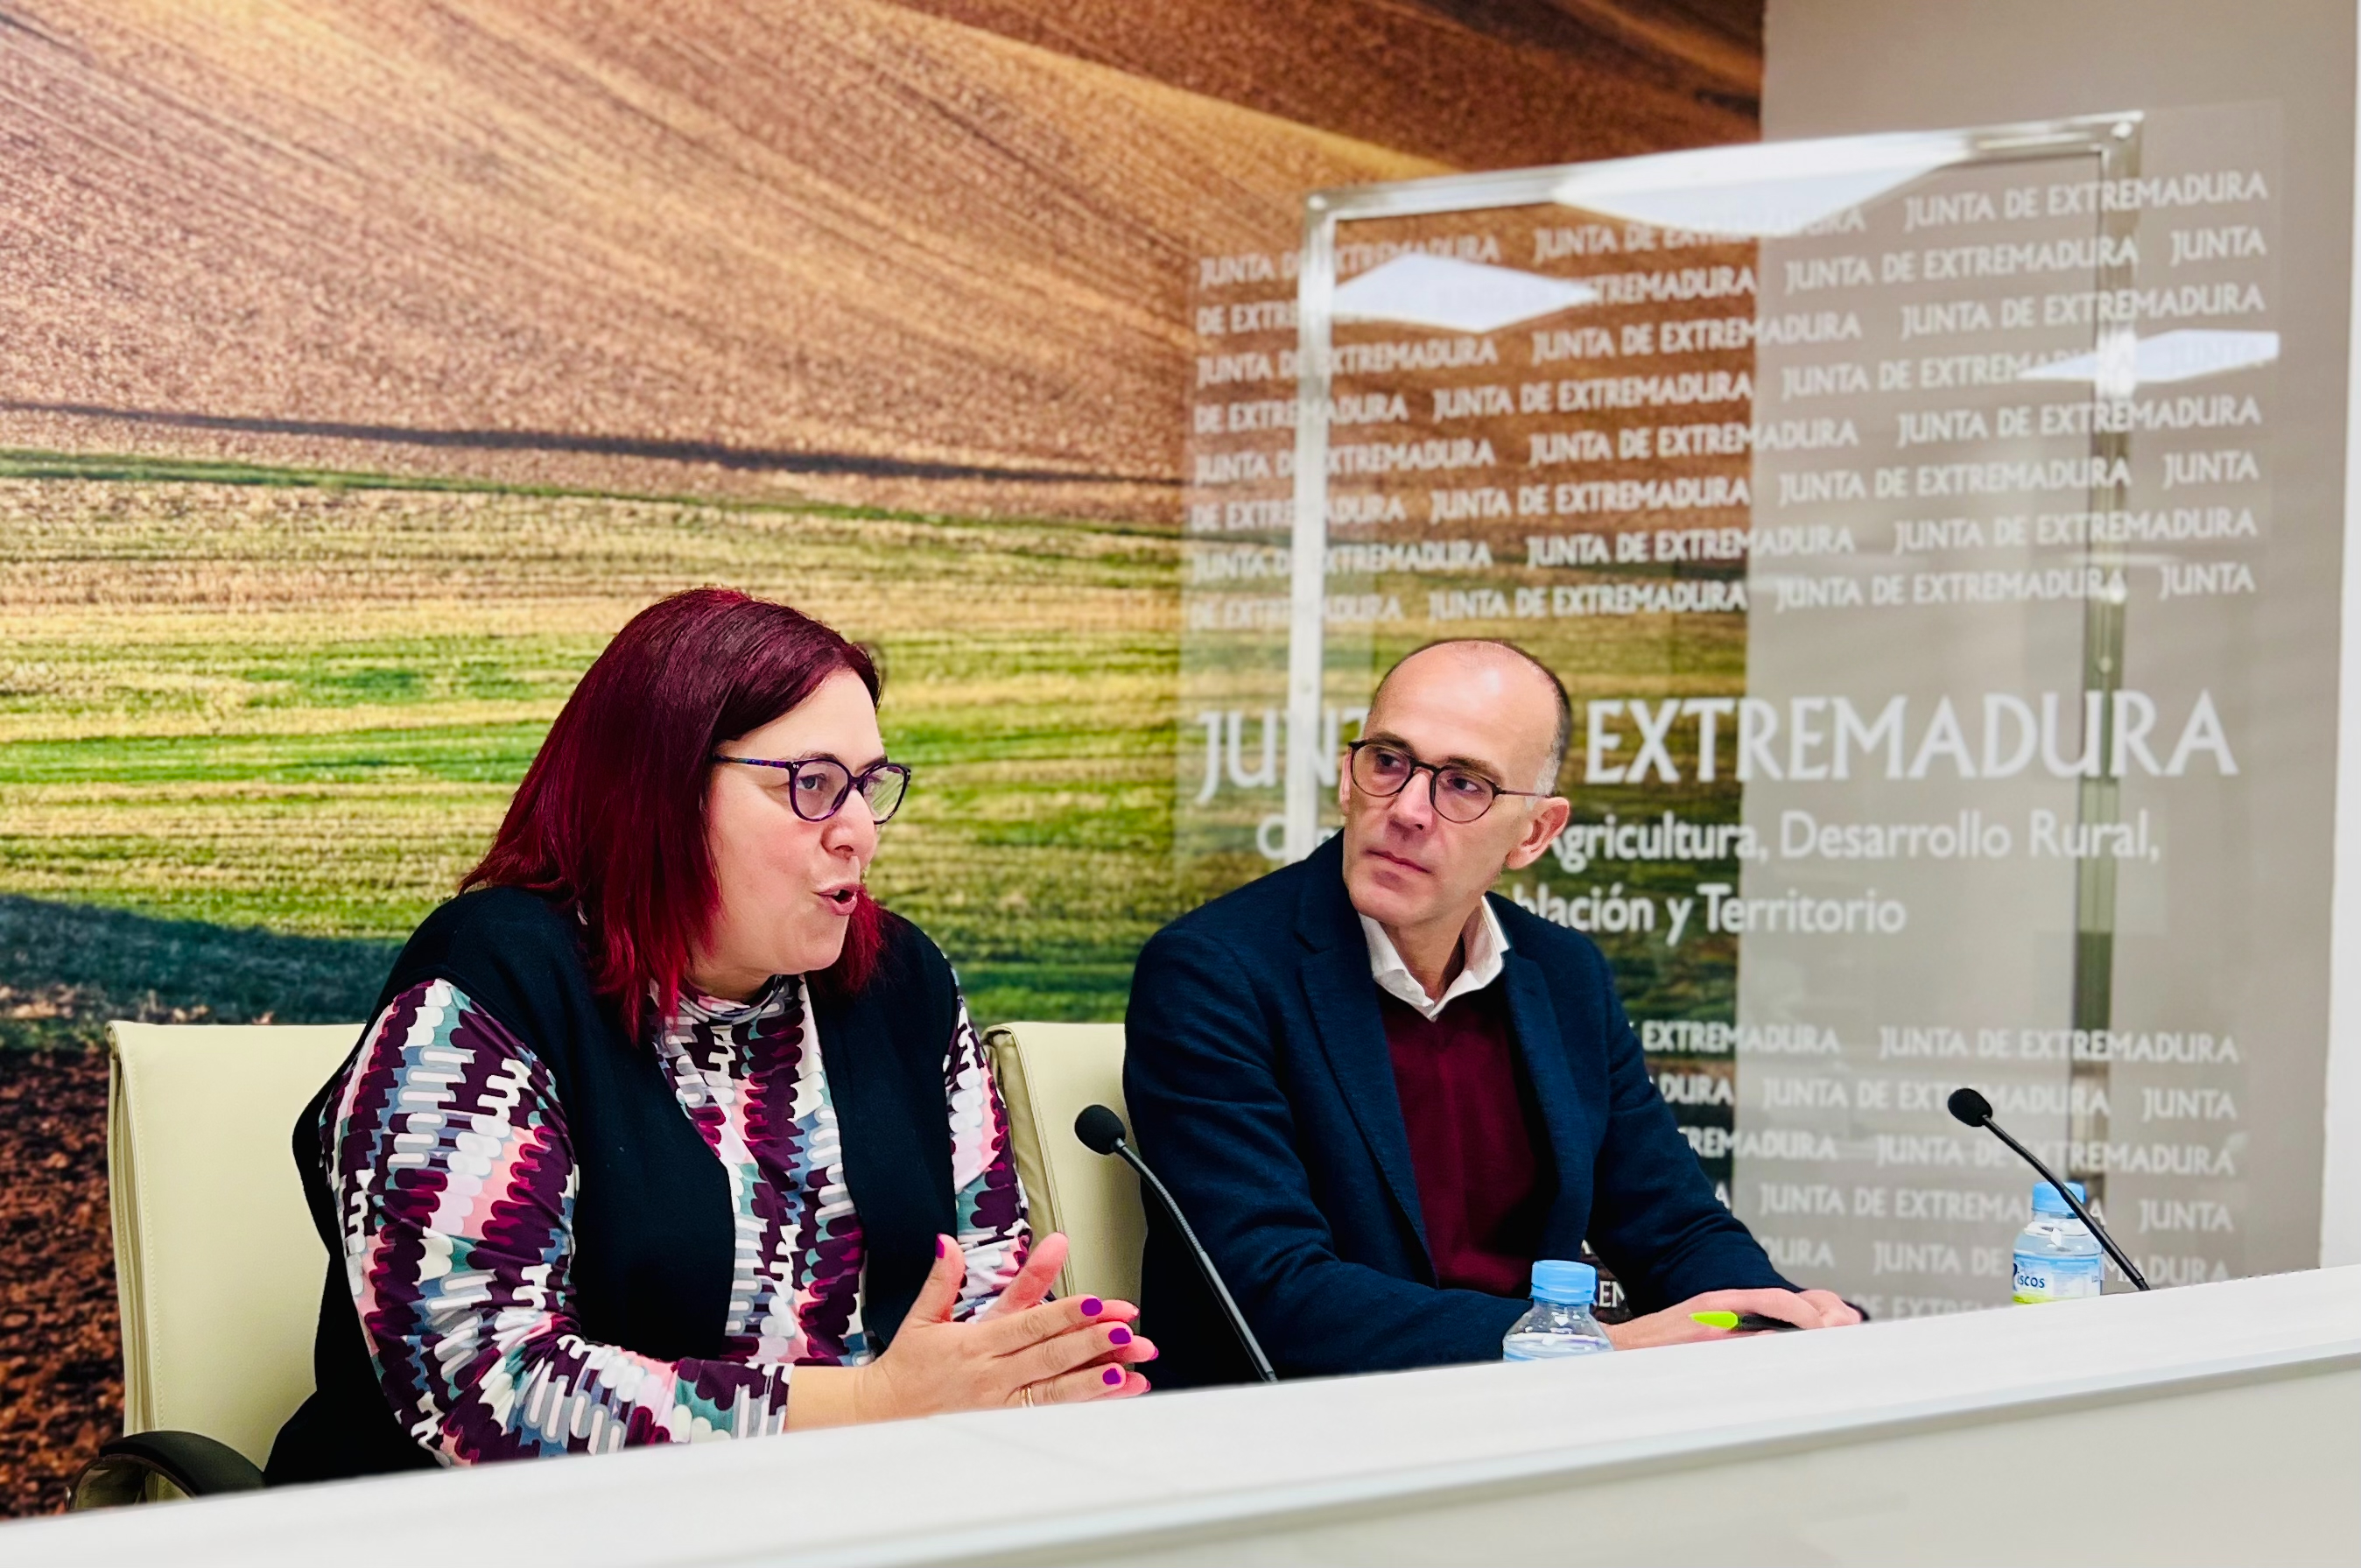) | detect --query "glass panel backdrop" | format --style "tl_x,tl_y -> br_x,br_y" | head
1181,104 -> 2298,1313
